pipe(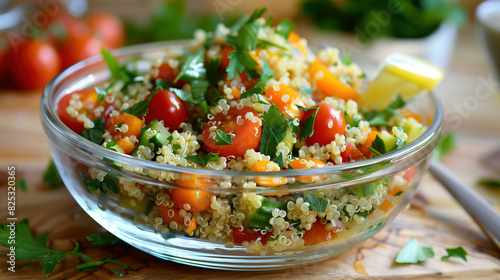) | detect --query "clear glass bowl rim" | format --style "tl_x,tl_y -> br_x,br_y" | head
40,40 -> 443,178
